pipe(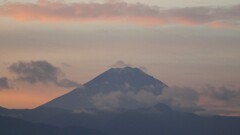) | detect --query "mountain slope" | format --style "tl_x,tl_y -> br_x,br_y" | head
41,67 -> 167,110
